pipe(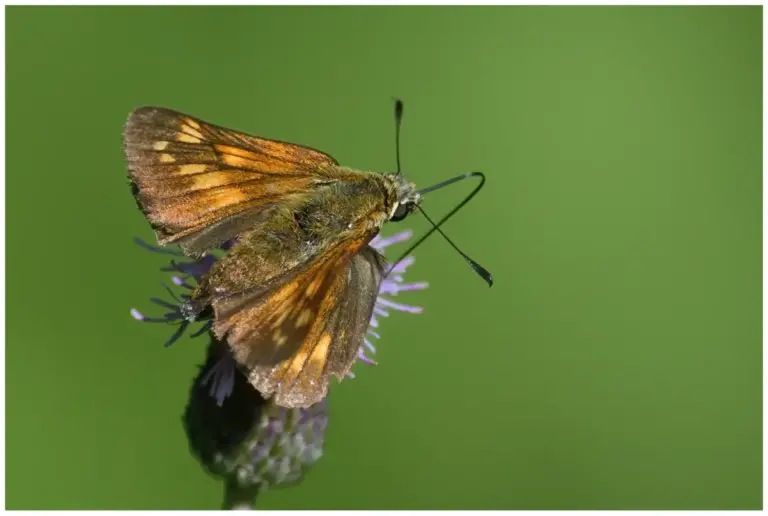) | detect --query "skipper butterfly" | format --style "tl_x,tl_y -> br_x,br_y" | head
124,102 -> 490,408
